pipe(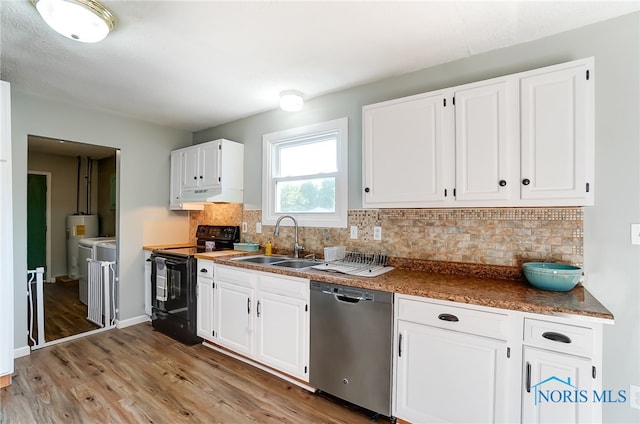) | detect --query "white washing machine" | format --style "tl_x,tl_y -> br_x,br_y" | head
96,241 -> 116,263
78,237 -> 115,305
